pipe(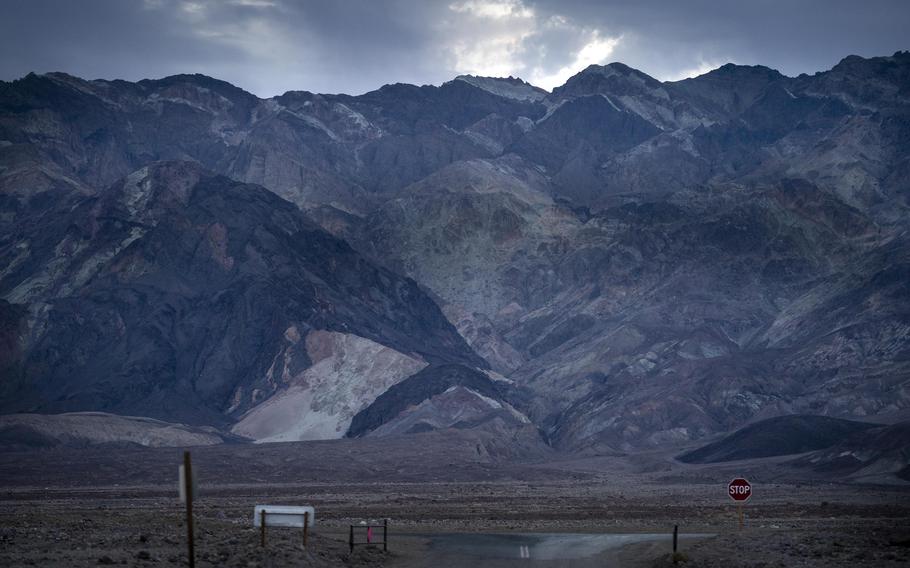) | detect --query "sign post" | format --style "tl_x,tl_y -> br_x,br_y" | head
304,512 -> 310,548
727,477 -> 752,529
260,509 -> 267,547
181,451 -> 195,568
